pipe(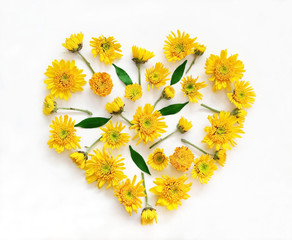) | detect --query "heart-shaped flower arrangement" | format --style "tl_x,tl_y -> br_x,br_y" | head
43,30 -> 256,225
